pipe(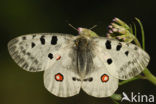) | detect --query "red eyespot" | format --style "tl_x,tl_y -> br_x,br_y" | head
101,74 -> 109,82
55,73 -> 64,81
56,56 -> 61,60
